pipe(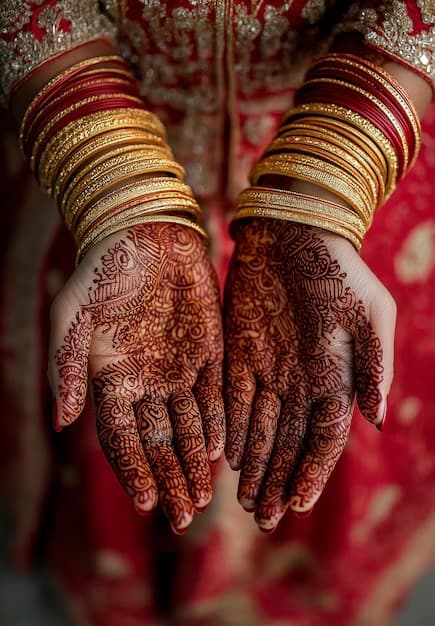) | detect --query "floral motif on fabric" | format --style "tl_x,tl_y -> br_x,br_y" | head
0,0 -> 116,105
338,1 -> 435,82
